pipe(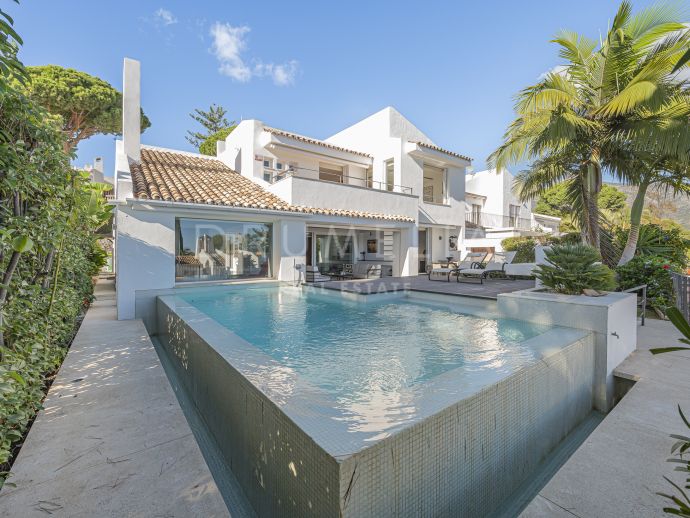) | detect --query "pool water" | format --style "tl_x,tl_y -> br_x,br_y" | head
181,287 -> 557,435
